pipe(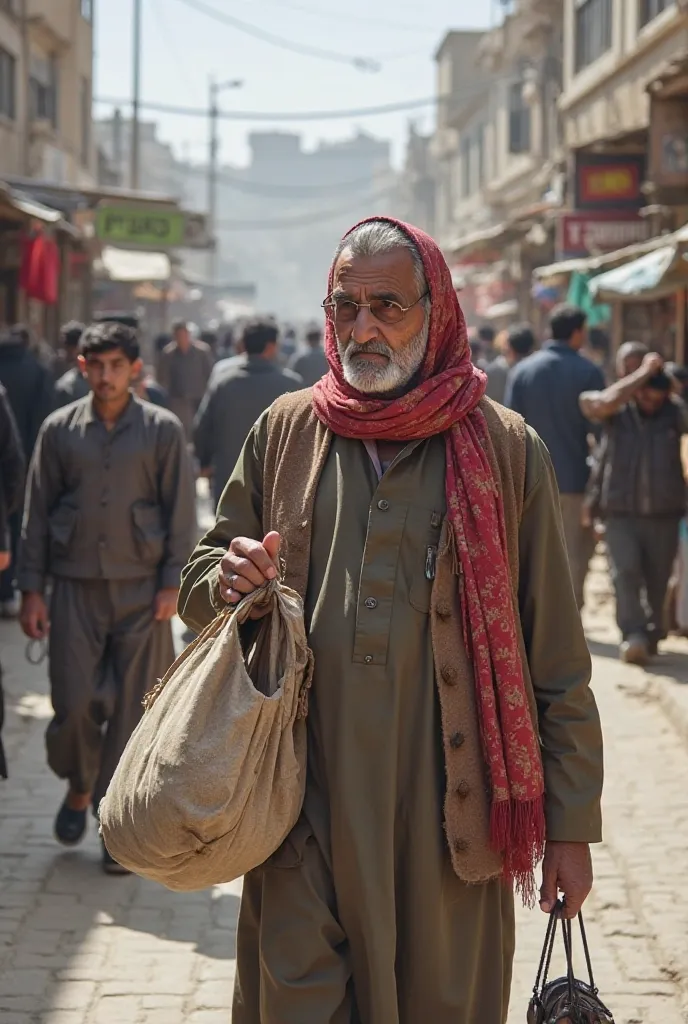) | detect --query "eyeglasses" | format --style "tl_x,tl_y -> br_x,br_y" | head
322,292 -> 429,326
